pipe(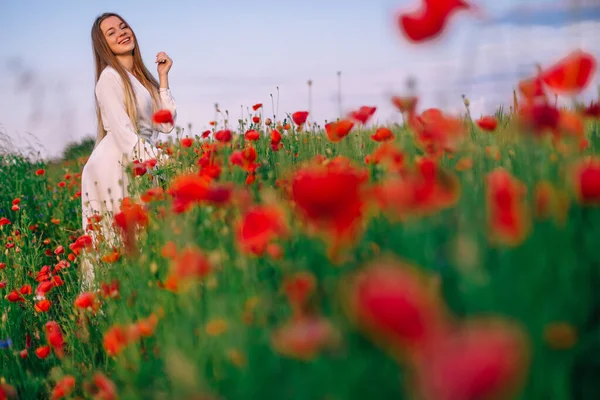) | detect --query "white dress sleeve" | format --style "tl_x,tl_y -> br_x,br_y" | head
95,70 -> 160,163
157,88 -> 177,134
